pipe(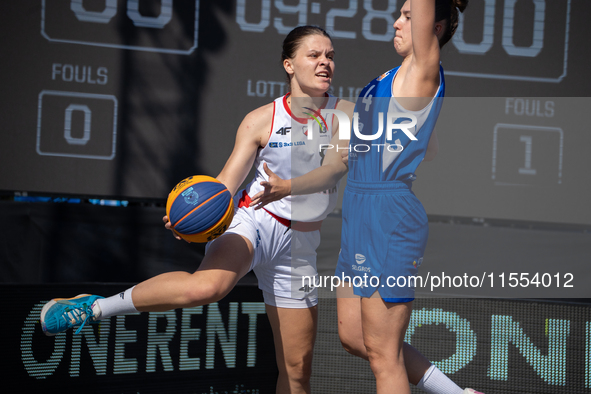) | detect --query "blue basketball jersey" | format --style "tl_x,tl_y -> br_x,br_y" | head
348,65 -> 445,183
